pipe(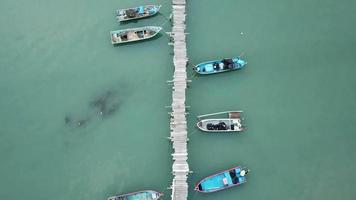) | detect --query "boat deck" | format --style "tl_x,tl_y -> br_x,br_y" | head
200,173 -> 230,191
199,119 -> 242,132
126,192 -> 157,200
127,32 -> 139,40
197,167 -> 247,193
